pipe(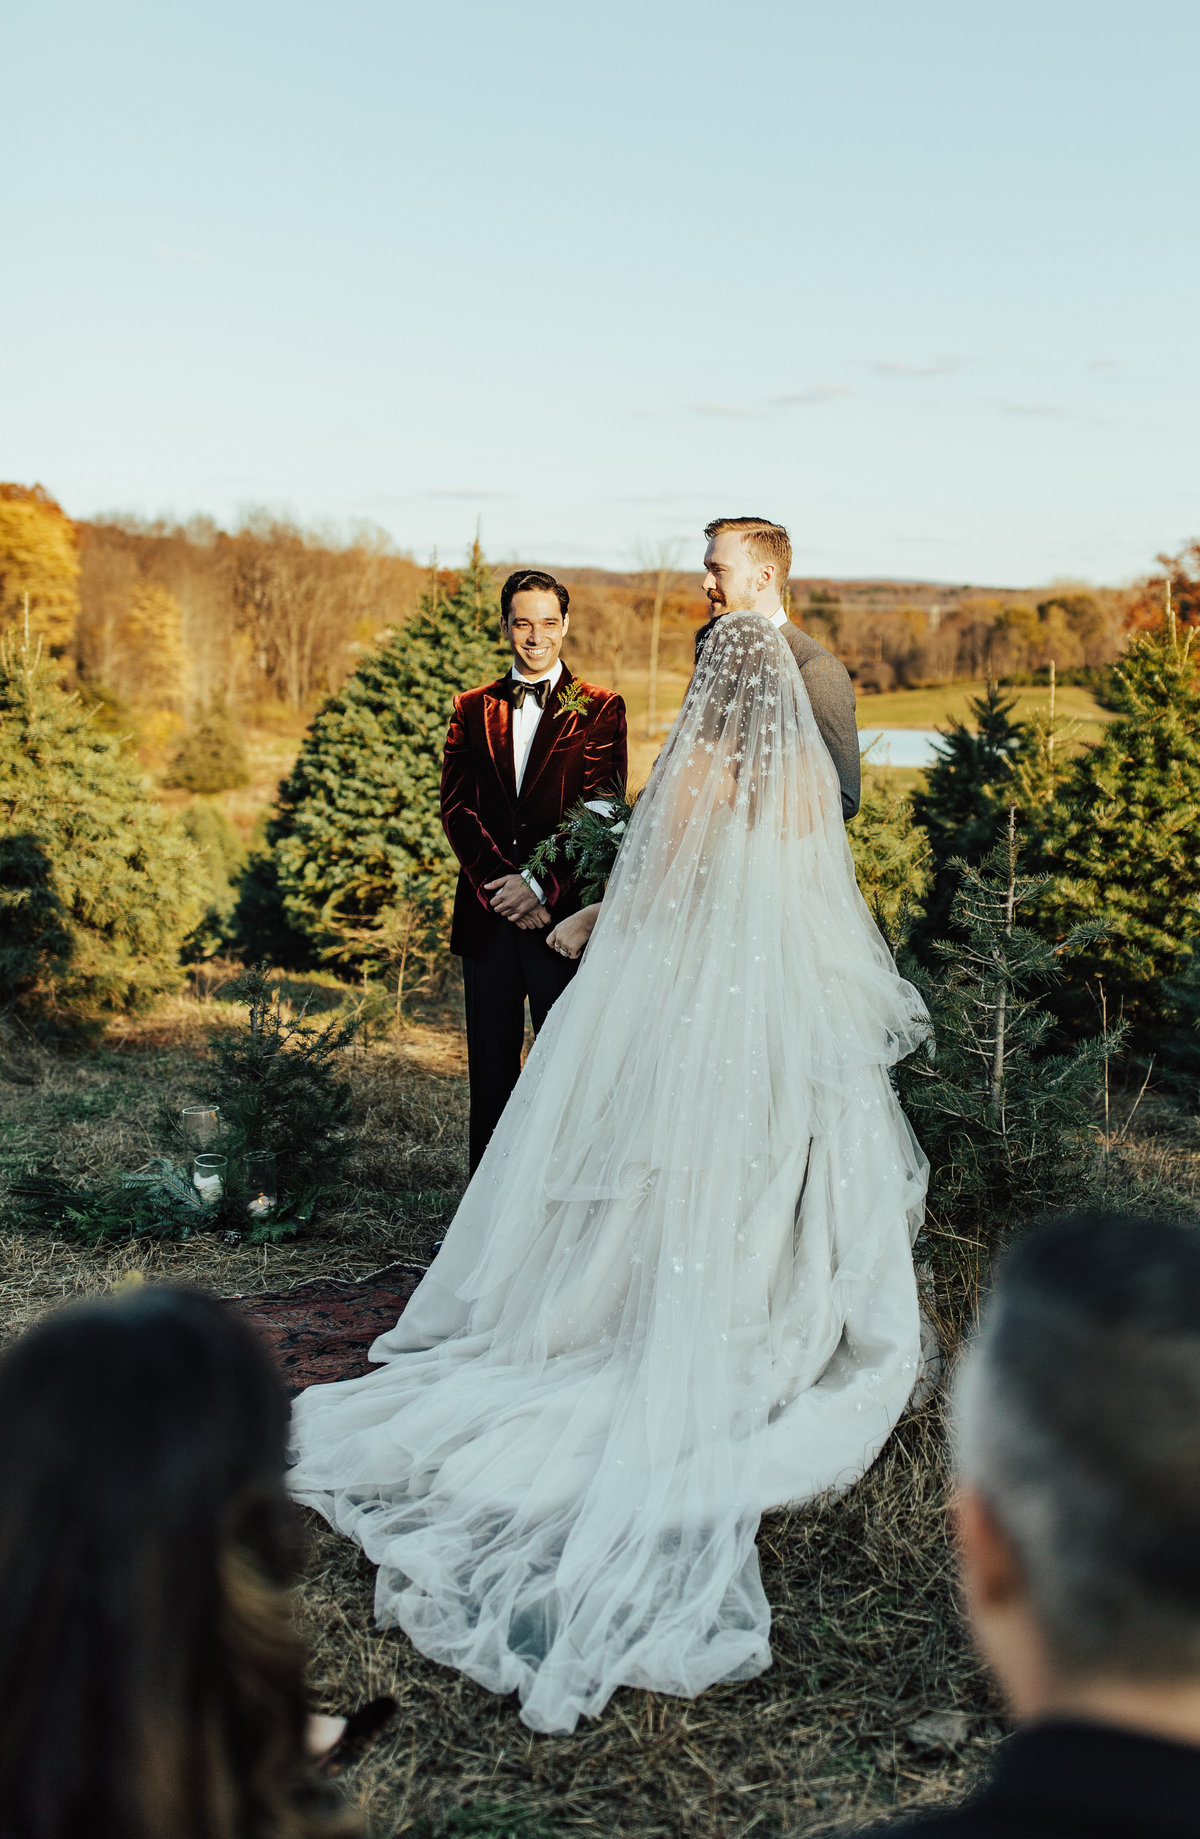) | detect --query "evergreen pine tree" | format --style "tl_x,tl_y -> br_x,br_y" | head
179,800 -> 247,960
163,704 -> 251,794
202,966 -> 358,1195
909,682 -> 1029,964
847,774 -> 930,946
1033,595 -> 1200,1038
898,809 -> 1120,1253
1161,943 -> 1200,1104
0,636 -> 206,1022
260,543 -> 508,965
